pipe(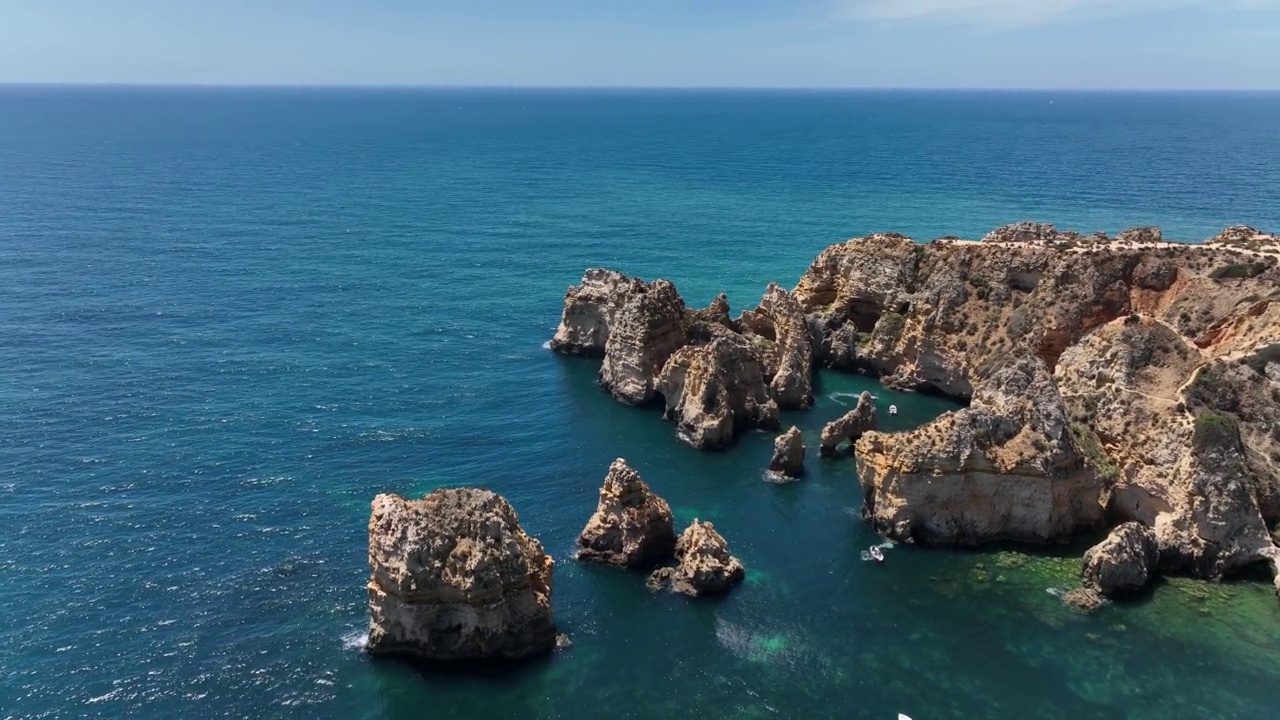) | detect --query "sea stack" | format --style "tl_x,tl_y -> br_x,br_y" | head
648,520 -> 746,597
737,283 -> 816,410
1082,522 -> 1160,597
655,332 -> 780,450
820,392 -> 878,457
366,488 -> 556,661
577,458 -> 676,568
768,426 -> 806,479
